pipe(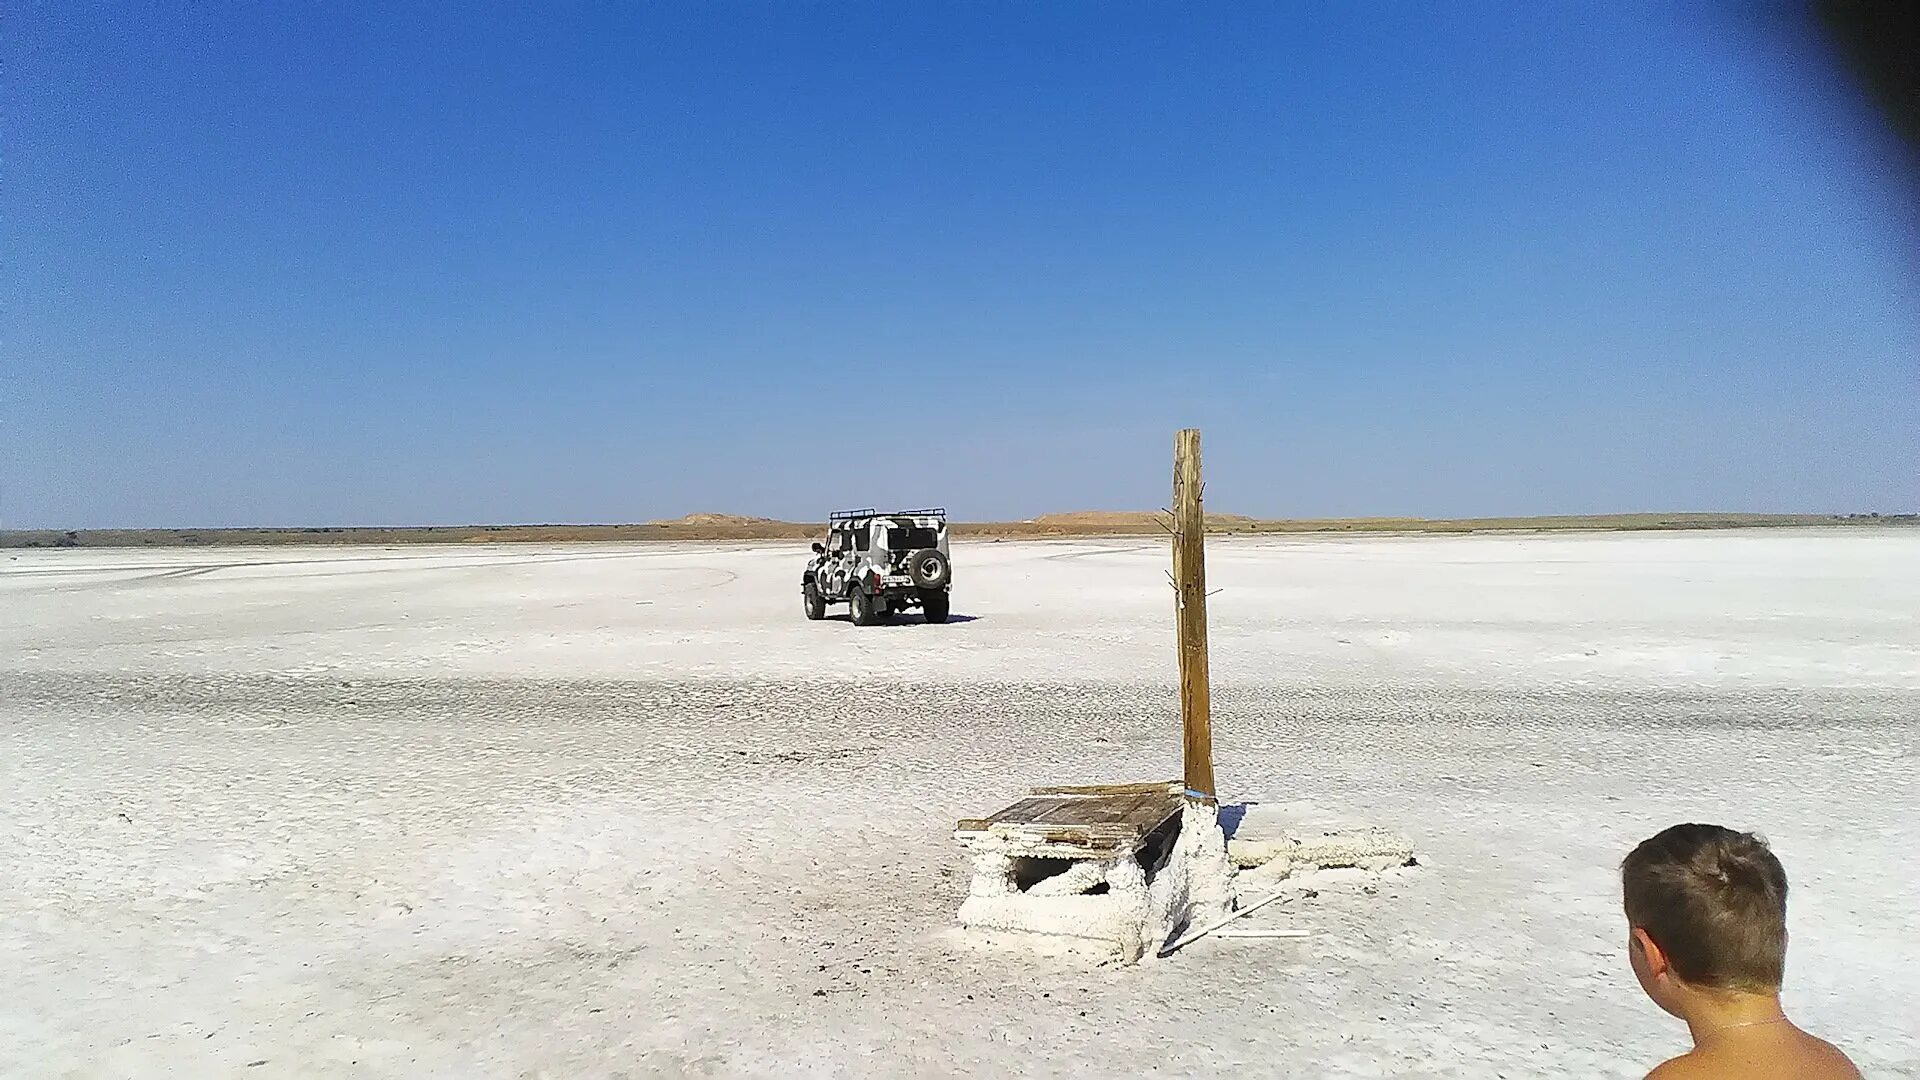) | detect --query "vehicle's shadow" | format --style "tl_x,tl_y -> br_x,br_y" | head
827,613 -> 981,625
